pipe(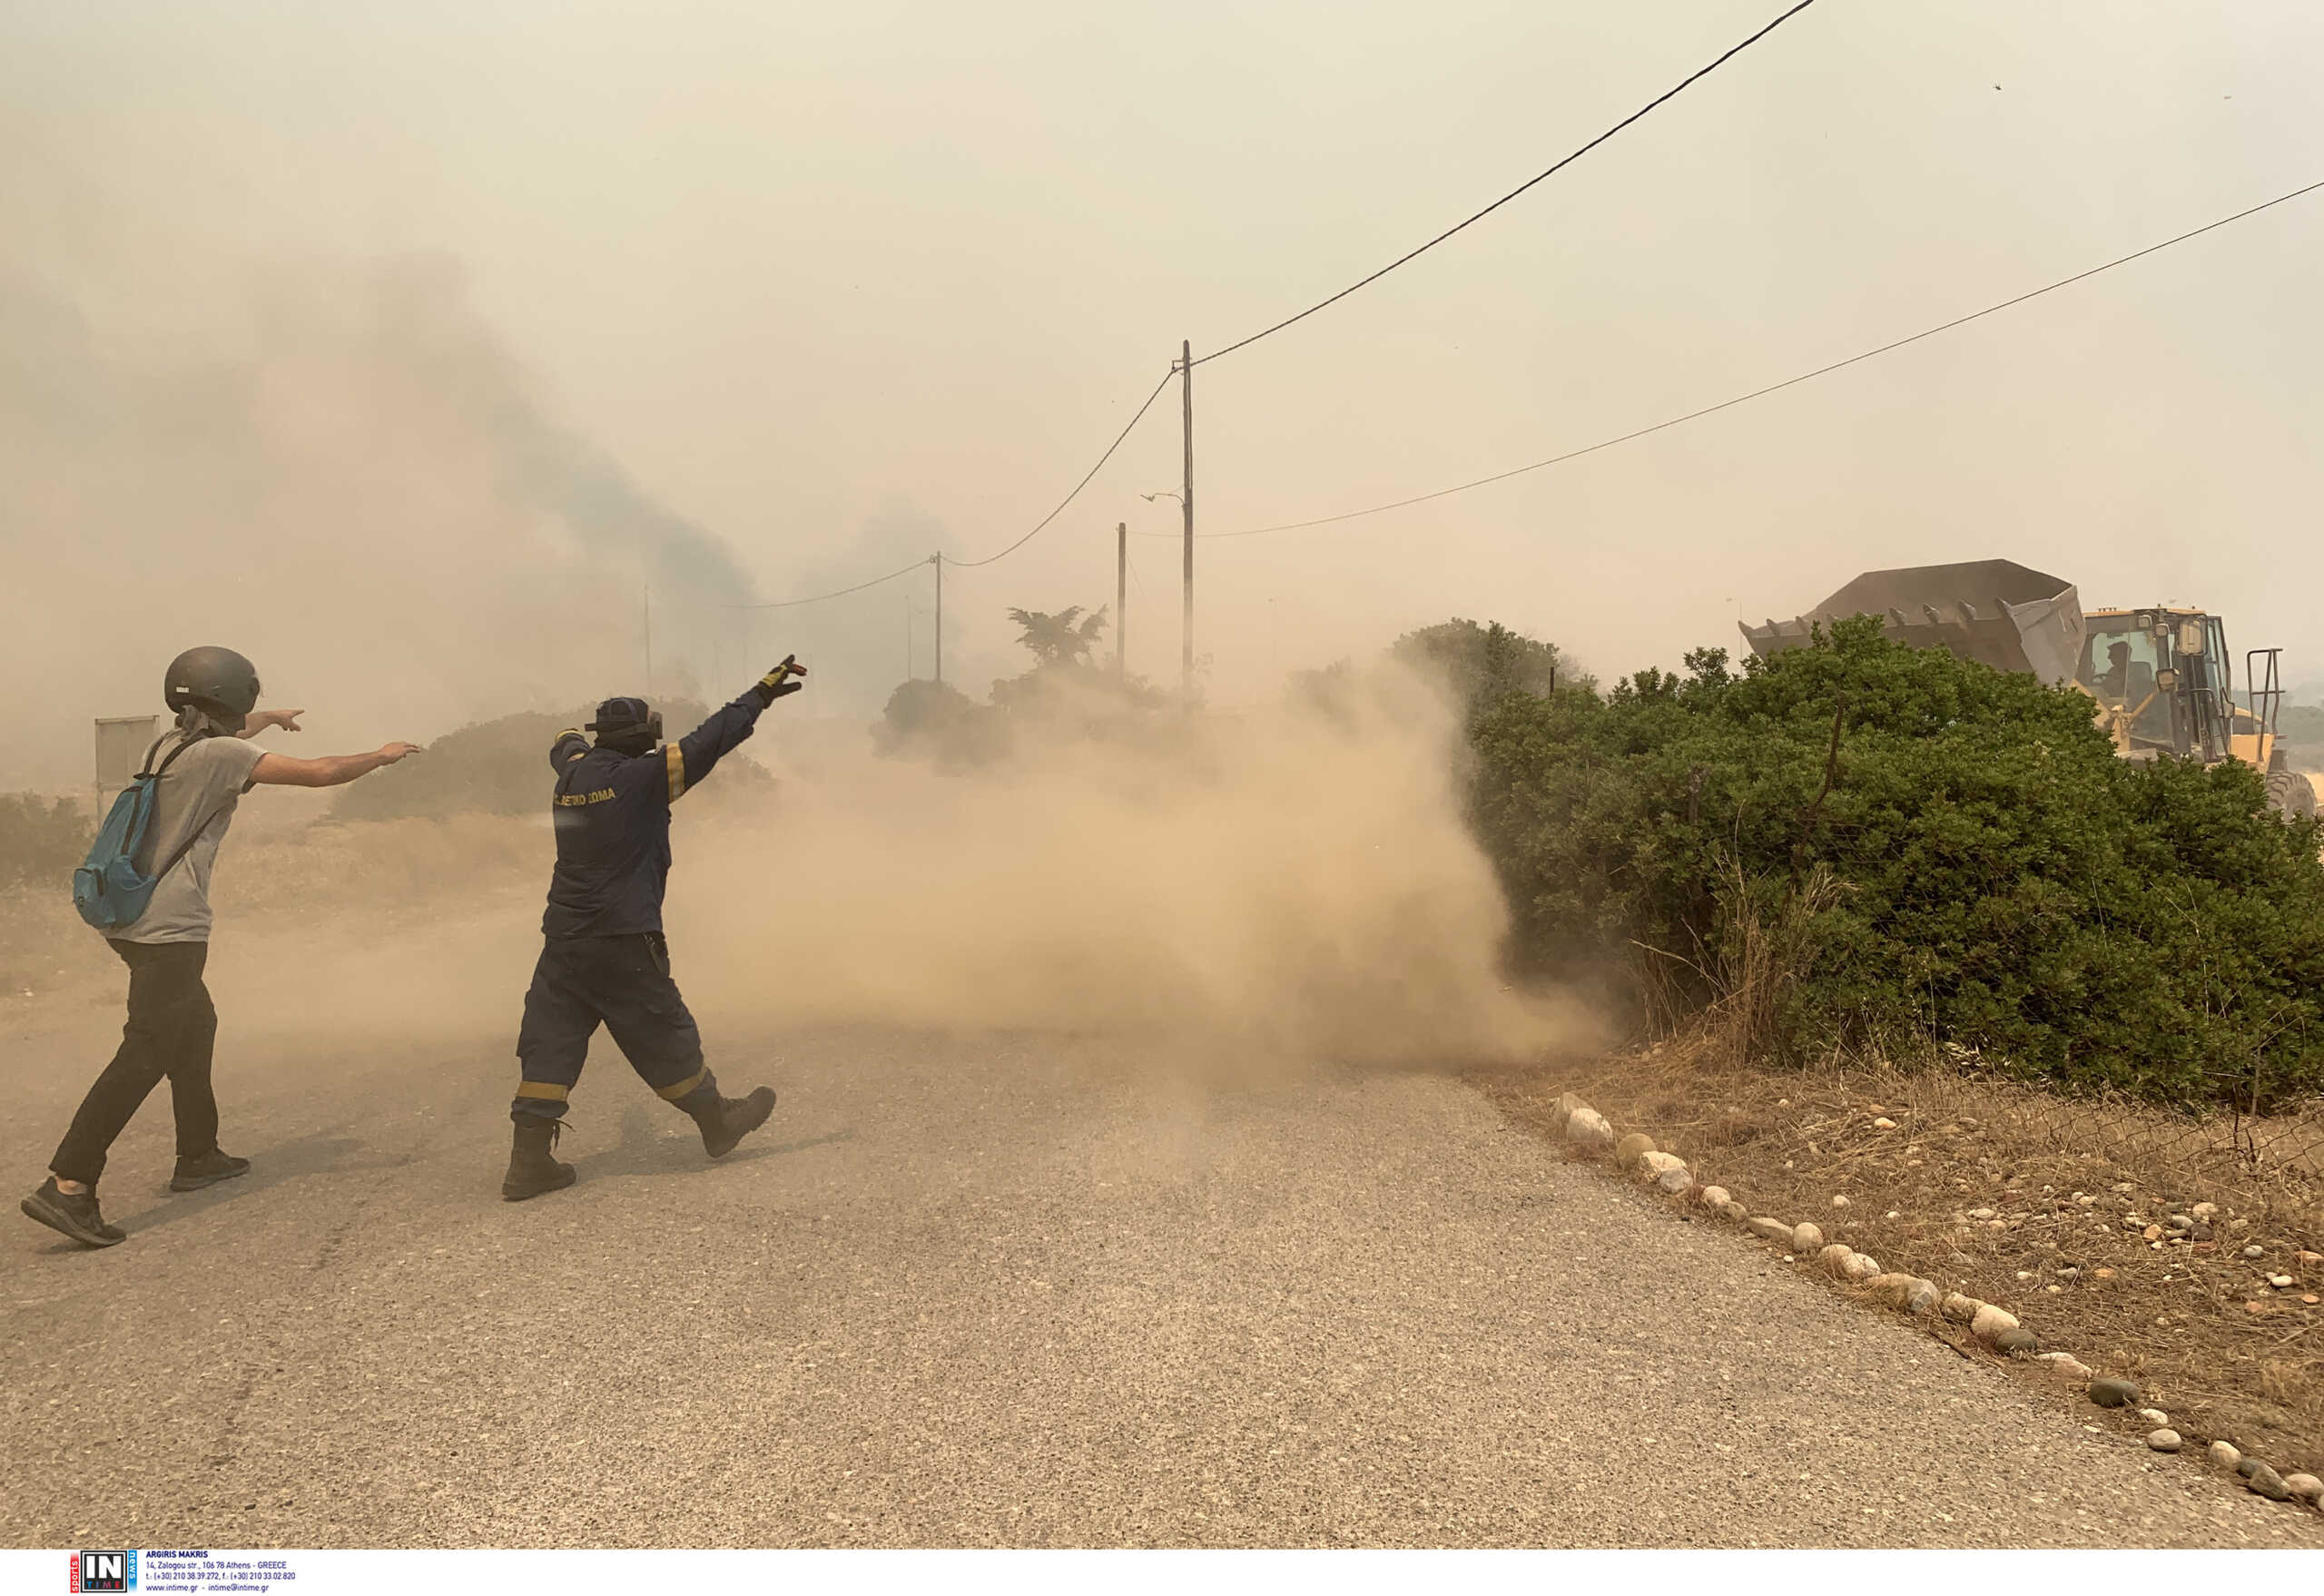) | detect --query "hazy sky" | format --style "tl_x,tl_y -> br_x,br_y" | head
7,1 -> 2324,783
